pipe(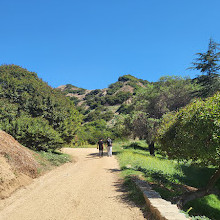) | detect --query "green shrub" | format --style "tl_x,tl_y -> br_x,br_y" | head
158,92 -> 220,166
118,75 -> 139,82
0,65 -> 82,150
2,116 -> 63,151
77,119 -> 112,144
